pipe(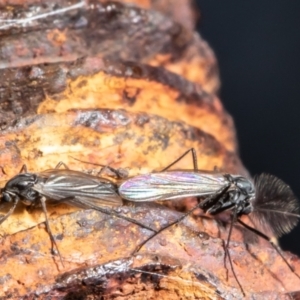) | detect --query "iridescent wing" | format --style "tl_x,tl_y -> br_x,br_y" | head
119,171 -> 227,202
